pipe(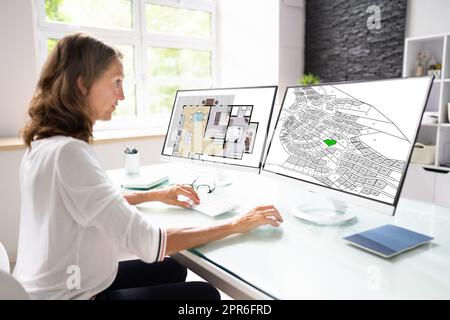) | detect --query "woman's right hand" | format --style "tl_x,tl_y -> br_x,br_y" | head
230,205 -> 283,234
